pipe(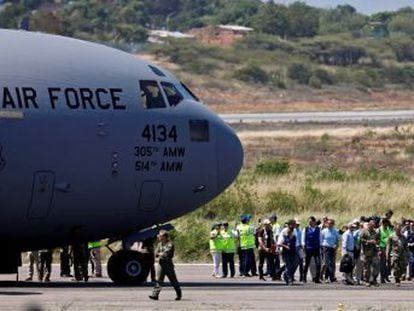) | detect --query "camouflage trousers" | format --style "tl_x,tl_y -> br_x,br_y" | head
362,254 -> 379,283
391,257 -> 407,283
